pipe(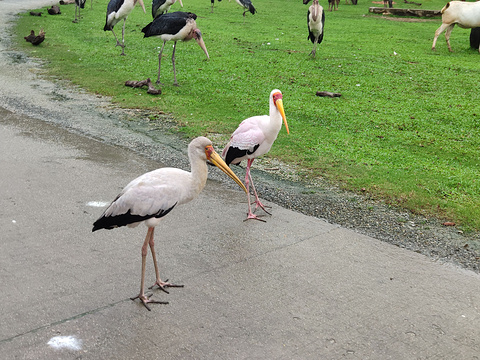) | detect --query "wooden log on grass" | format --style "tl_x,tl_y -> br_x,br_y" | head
369,7 -> 441,17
